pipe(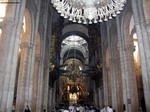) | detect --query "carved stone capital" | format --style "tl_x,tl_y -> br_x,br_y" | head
3,17 -> 16,28
20,42 -> 31,49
